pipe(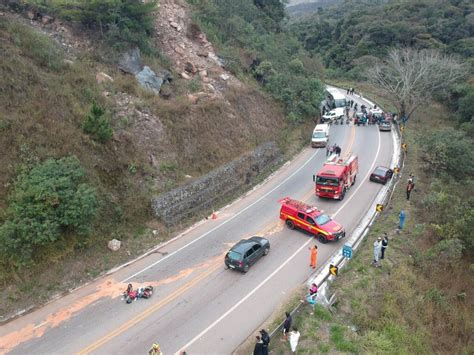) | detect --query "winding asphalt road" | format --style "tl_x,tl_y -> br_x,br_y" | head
0,90 -> 393,355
